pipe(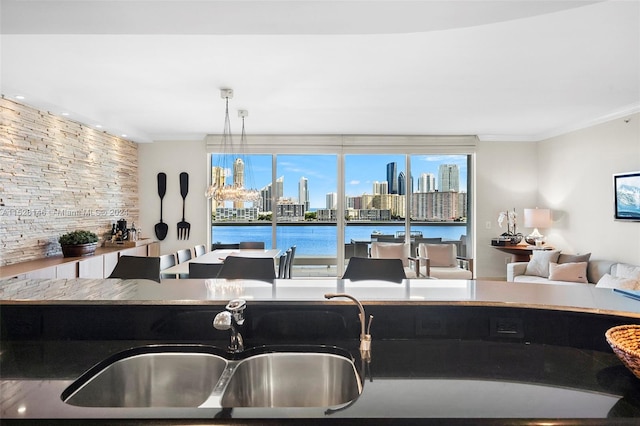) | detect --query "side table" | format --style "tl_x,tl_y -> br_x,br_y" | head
491,244 -> 555,263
